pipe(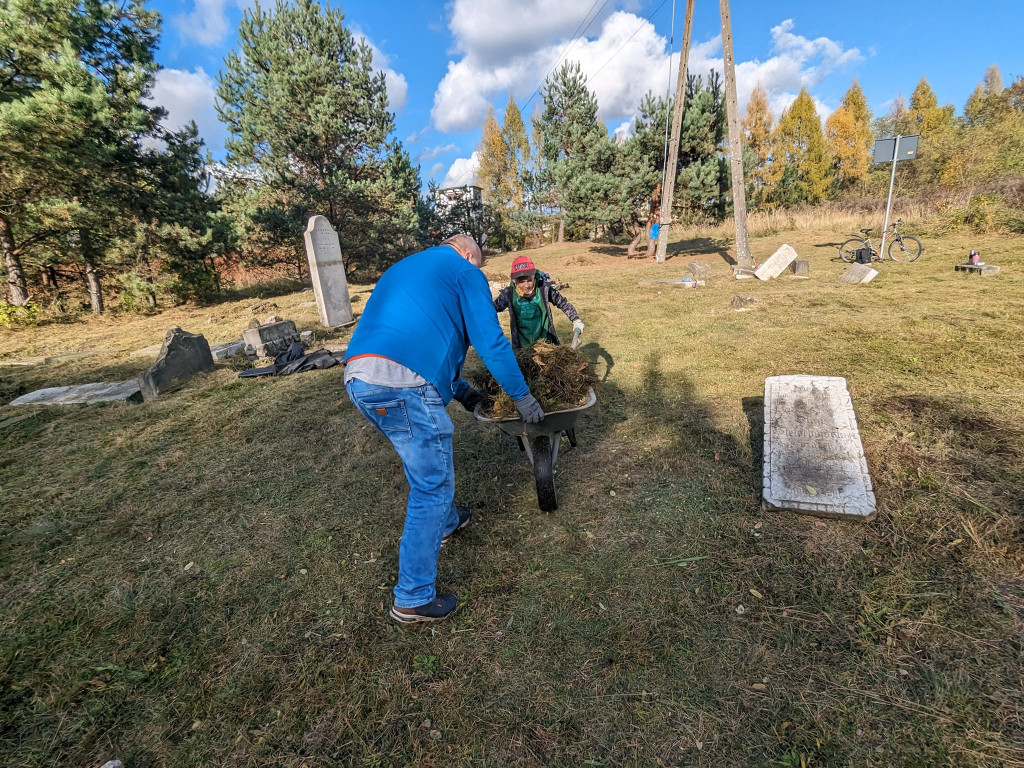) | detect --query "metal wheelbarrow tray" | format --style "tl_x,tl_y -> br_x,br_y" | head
474,387 -> 597,512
